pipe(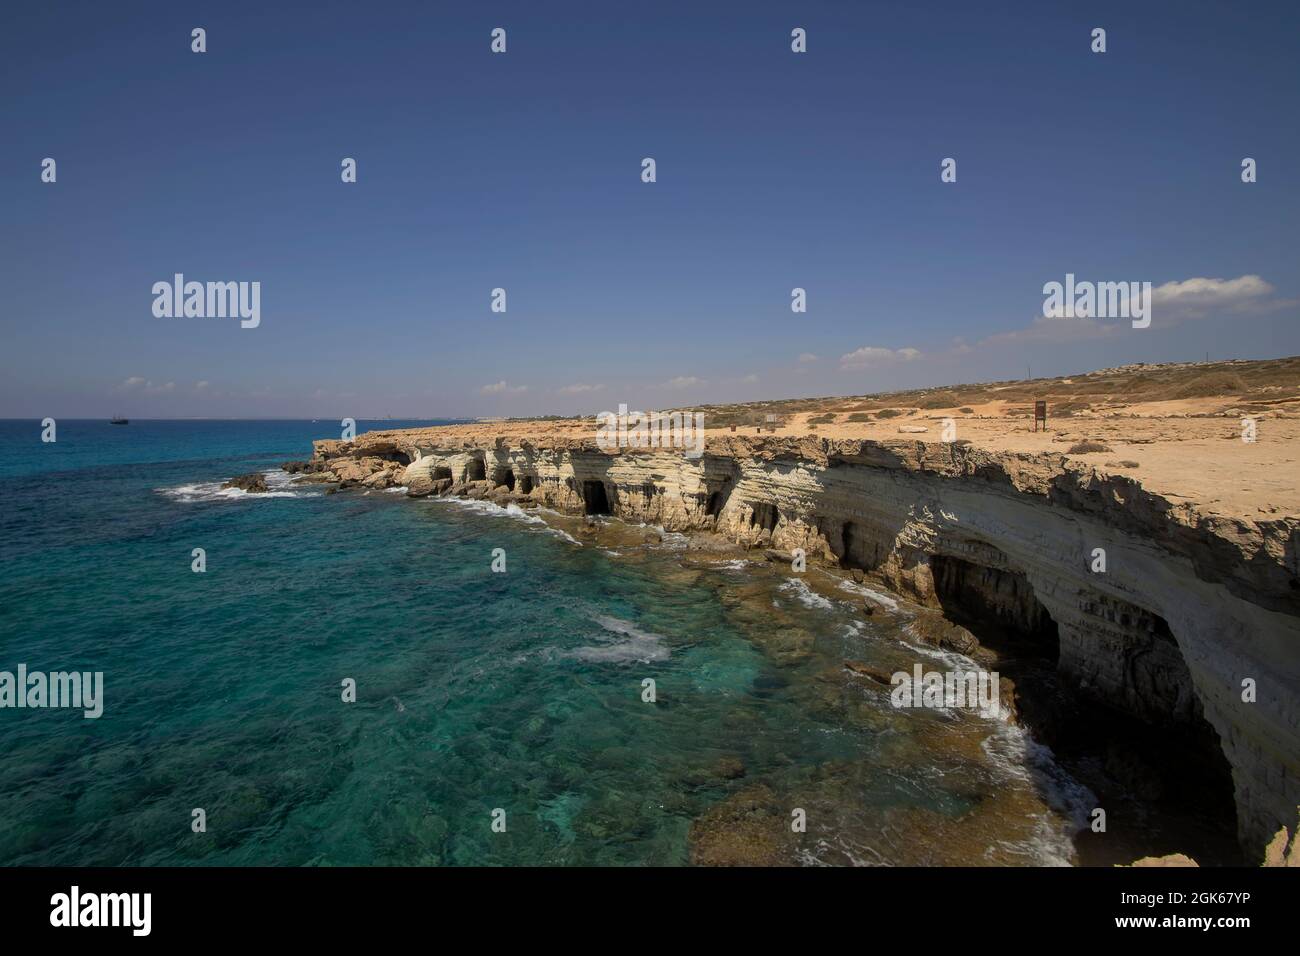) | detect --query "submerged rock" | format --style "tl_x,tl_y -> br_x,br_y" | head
689,785 -> 799,866
843,660 -> 895,686
714,756 -> 747,780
